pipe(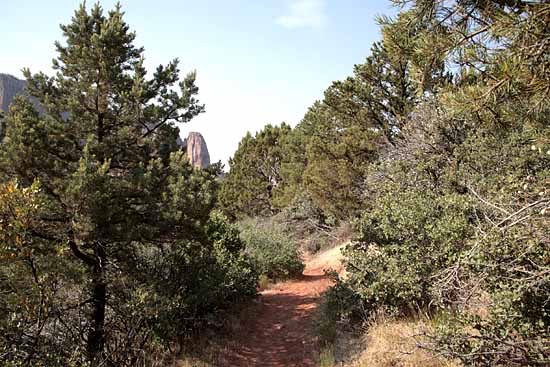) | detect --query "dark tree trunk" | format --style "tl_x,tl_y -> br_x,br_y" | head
87,244 -> 107,365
